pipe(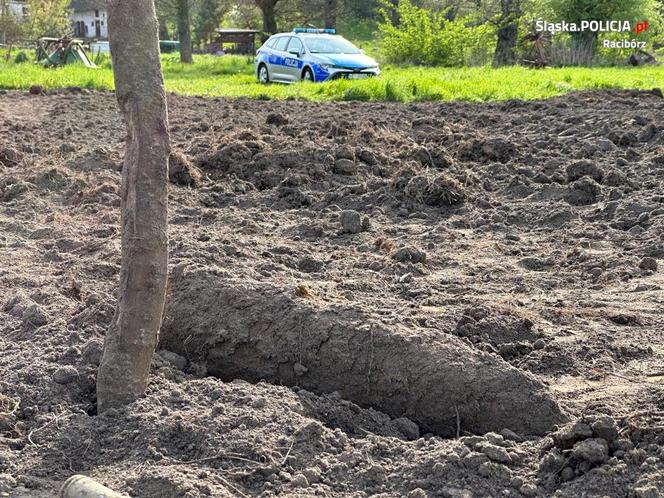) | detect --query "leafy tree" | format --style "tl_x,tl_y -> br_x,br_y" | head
194,0 -> 229,46
97,0 -> 171,413
255,0 -> 280,36
324,0 -> 337,28
225,0 -> 261,29
24,0 -> 71,38
378,0 -> 494,65
549,0 -> 659,62
466,0 -> 527,66
156,0 -> 193,62
0,0 -> 24,53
